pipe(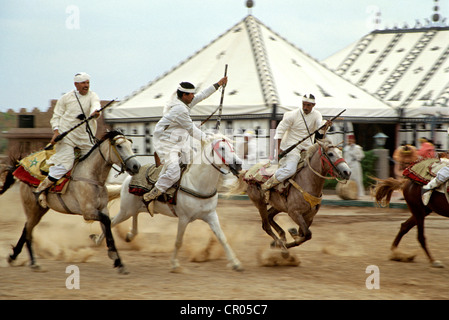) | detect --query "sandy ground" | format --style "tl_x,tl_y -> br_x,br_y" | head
1,183 -> 449,300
